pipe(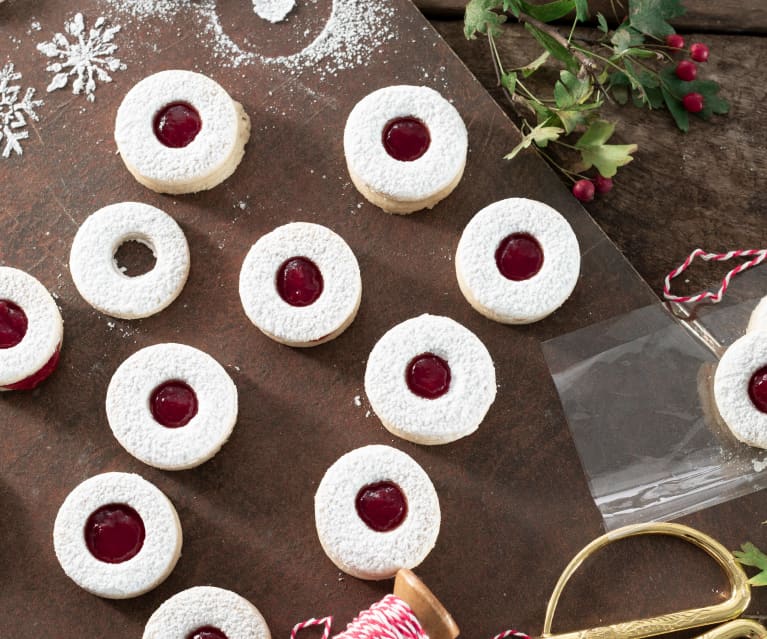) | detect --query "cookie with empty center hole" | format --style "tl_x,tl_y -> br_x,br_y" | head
344,85 -> 467,214
0,266 -> 63,390
314,444 -> 440,580
115,70 -> 251,194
